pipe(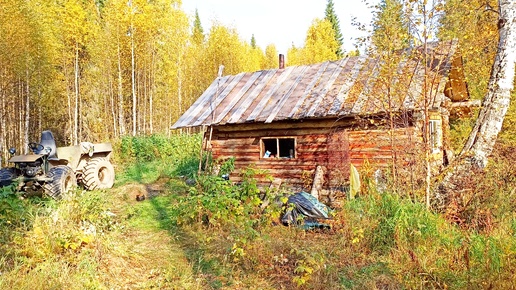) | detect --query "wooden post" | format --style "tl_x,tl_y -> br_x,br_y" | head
311,165 -> 325,200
